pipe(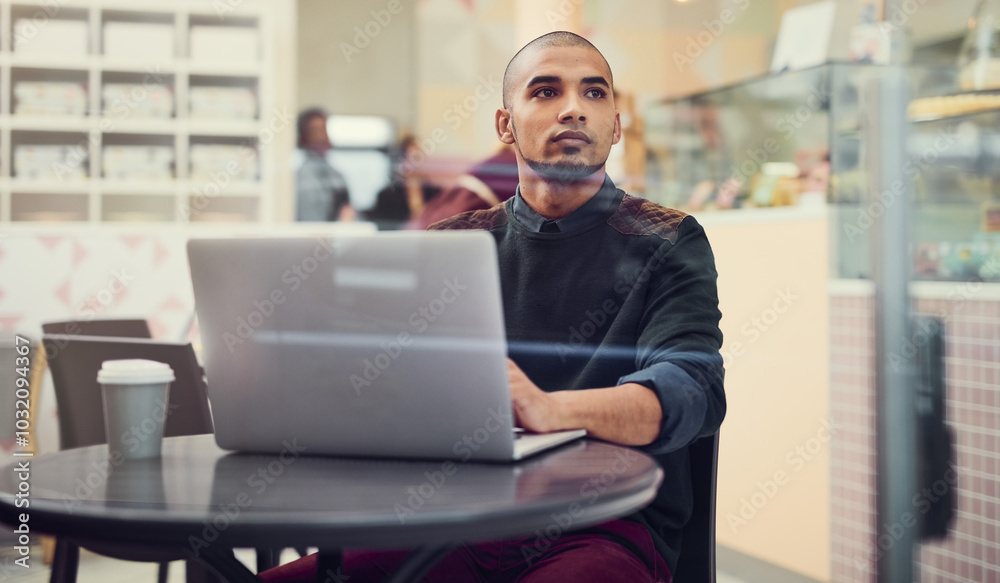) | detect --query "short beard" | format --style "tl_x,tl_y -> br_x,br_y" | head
523,157 -> 602,184
510,119 -> 603,185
